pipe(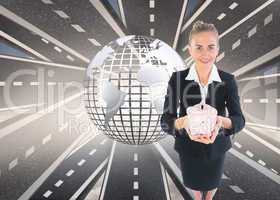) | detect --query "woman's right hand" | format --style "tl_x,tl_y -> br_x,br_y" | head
174,116 -> 188,130
175,116 -> 210,144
